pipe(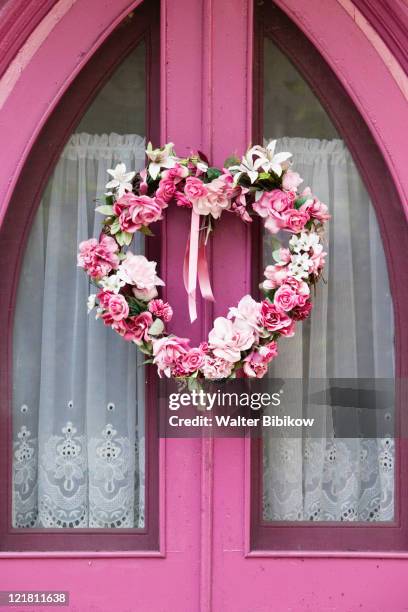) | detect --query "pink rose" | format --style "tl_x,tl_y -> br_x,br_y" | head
273,284 -> 299,312
148,299 -> 173,322
162,164 -> 189,182
113,192 -> 134,216
184,177 -> 208,201
156,178 -> 176,203
118,253 -> 164,299
260,300 -> 293,333
199,341 -> 209,354
279,319 -> 296,337
310,244 -> 327,273
119,209 -> 140,233
176,348 -> 206,375
131,196 -> 164,227
175,190 -> 192,208
300,197 -> 330,222
282,171 -> 303,192
124,311 -> 153,344
107,293 -> 129,321
273,278 -> 309,312
202,356 -> 233,380
262,265 -> 288,290
208,317 -> 255,362
253,190 -> 295,218
228,295 -> 262,332
292,300 -> 313,321
243,342 -> 278,378
77,235 -> 119,280
192,178 -> 230,219
282,208 -> 310,233
152,336 -> 190,377
264,211 -> 285,234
